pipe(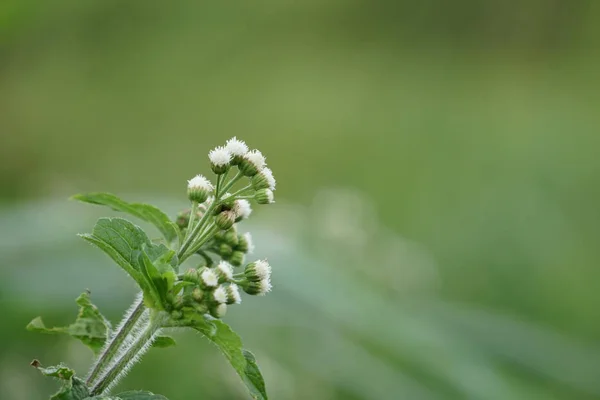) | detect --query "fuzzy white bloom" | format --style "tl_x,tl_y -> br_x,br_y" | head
244,149 -> 266,170
257,278 -> 272,296
254,259 -> 272,280
262,189 -> 274,204
225,137 -> 249,157
233,199 -> 252,220
243,232 -> 255,254
213,286 -> 228,304
261,167 -> 276,190
209,146 -> 232,167
227,284 -> 242,304
200,269 -> 218,287
215,303 -> 227,317
217,261 -> 234,281
187,175 -> 213,191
